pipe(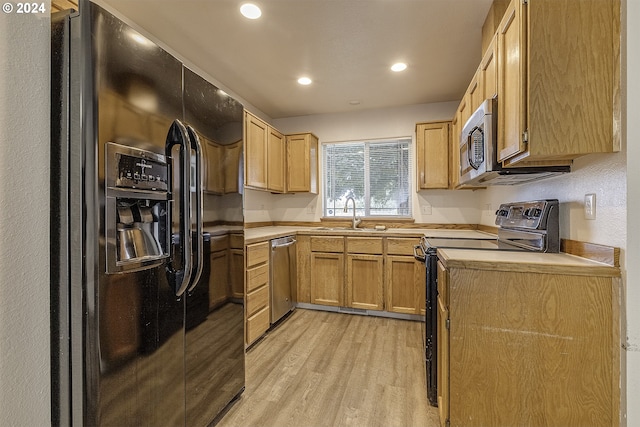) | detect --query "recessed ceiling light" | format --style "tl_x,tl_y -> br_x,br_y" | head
240,3 -> 261,19
391,62 -> 407,72
349,100 -> 361,105
297,77 -> 312,85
